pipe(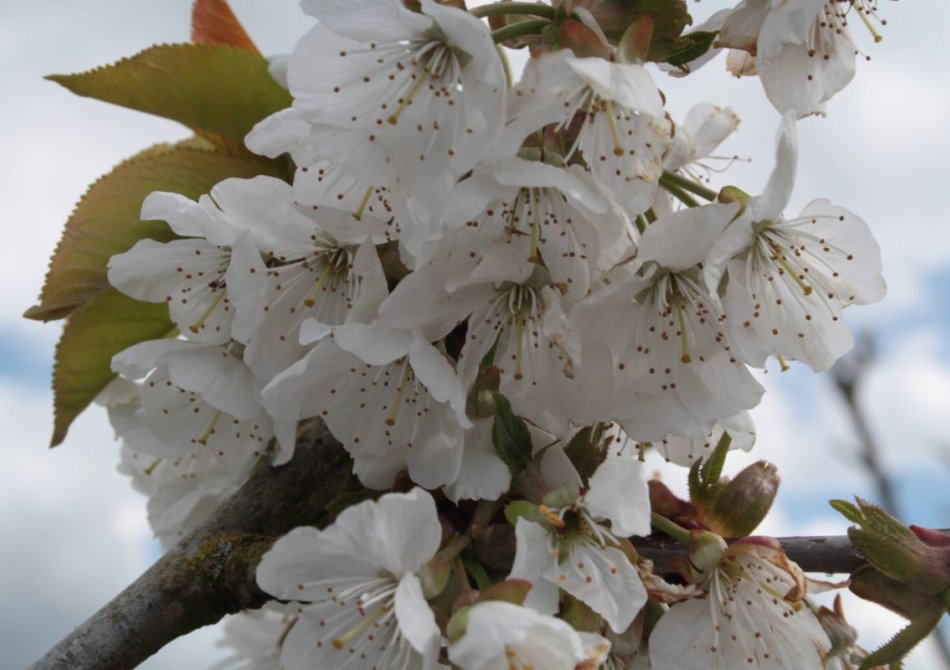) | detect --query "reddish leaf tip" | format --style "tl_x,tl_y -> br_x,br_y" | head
191,0 -> 259,53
